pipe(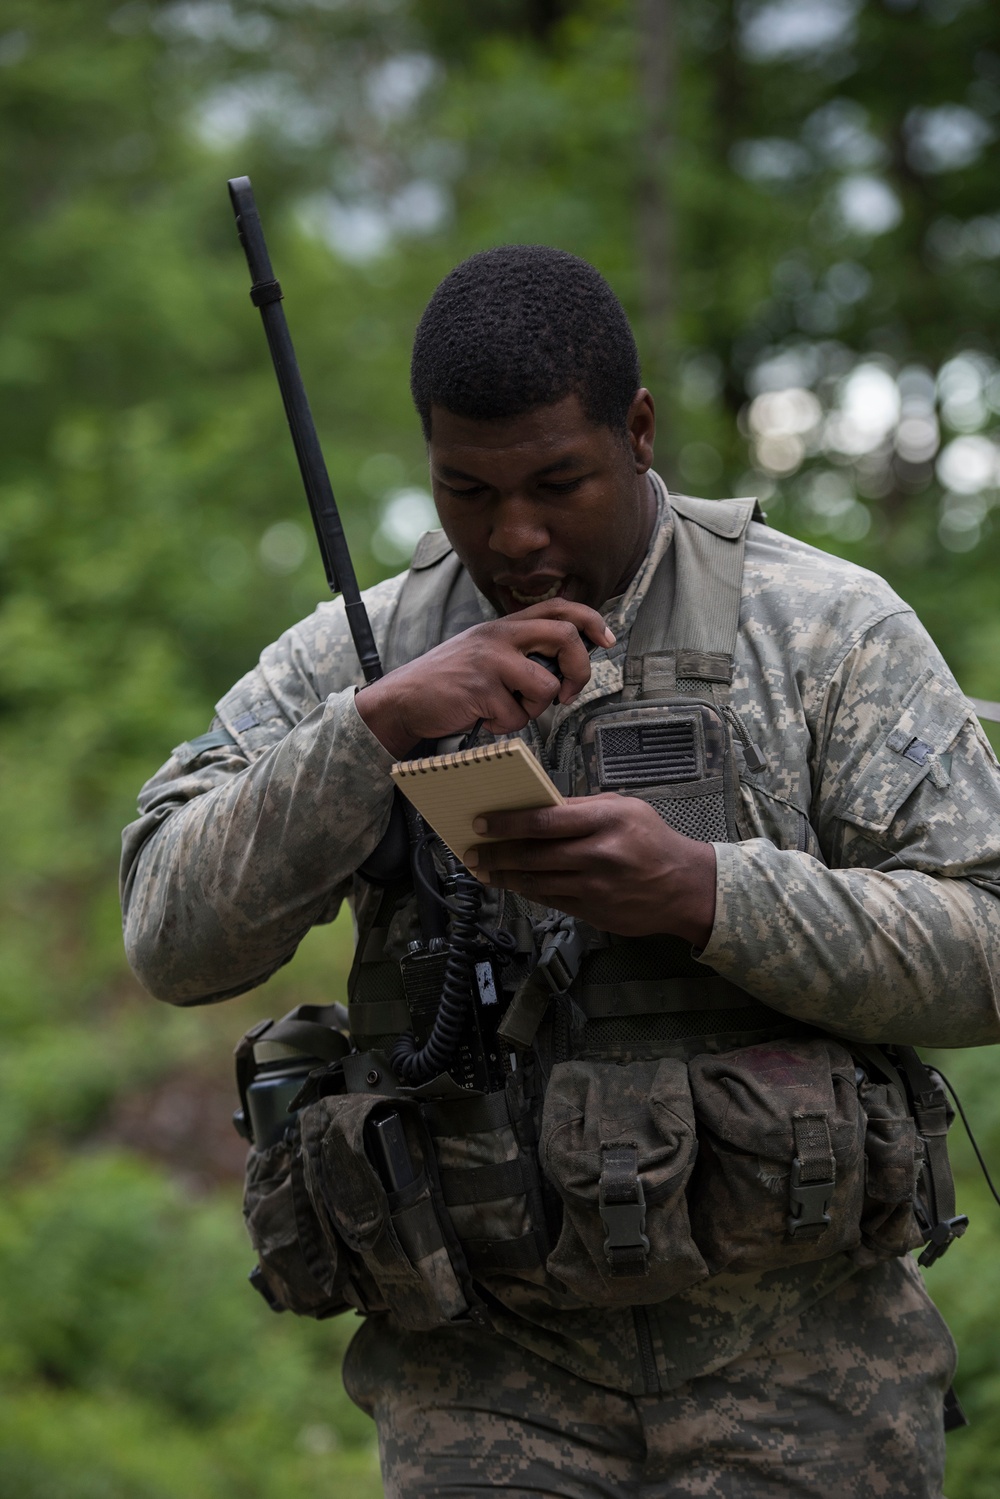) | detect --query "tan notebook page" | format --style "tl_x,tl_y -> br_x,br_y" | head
390,738 -> 564,862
